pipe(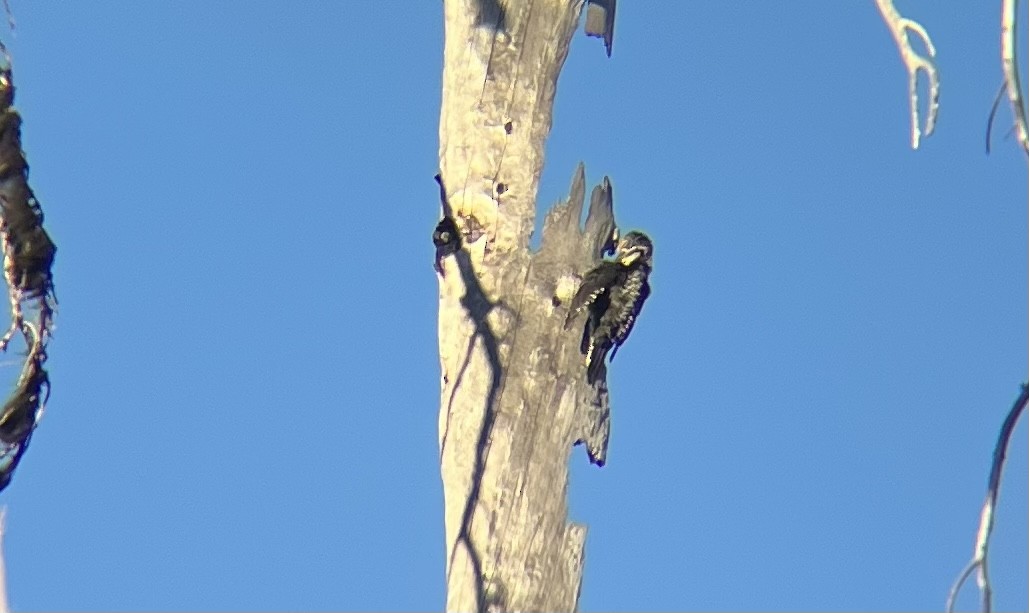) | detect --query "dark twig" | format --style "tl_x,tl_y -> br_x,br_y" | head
986,81 -> 1007,154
